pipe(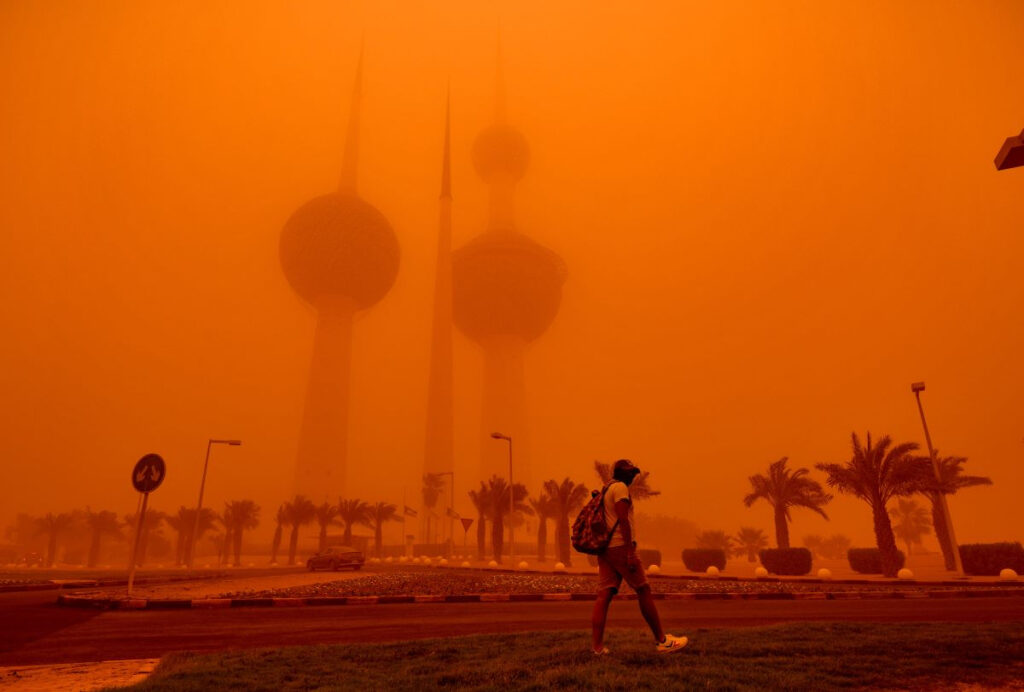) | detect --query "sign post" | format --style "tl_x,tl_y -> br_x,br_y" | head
127,453 -> 165,596
460,517 -> 474,553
